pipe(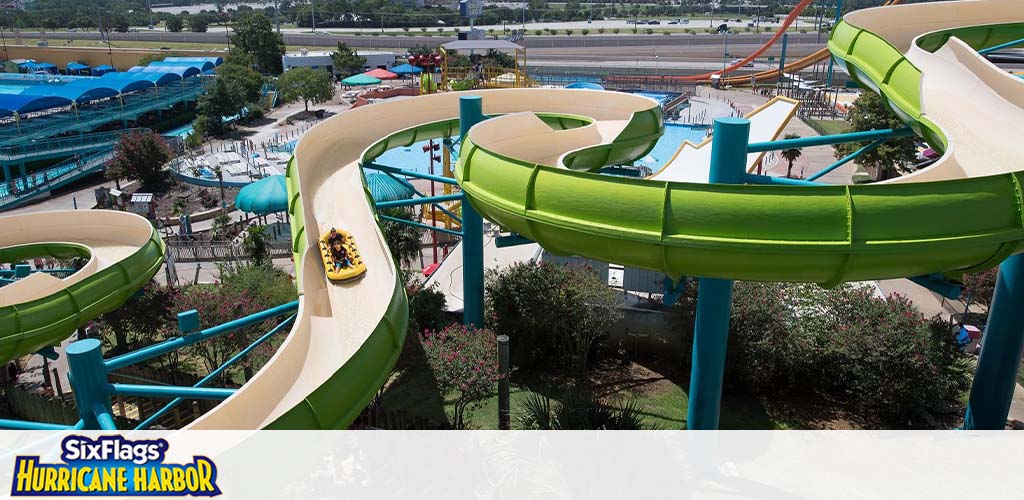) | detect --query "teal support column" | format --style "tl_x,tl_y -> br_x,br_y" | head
66,339 -> 114,430
18,162 -> 26,187
2,163 -> 9,183
778,33 -> 788,76
460,95 -> 486,327
687,117 -> 750,430
963,253 -> 1024,429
